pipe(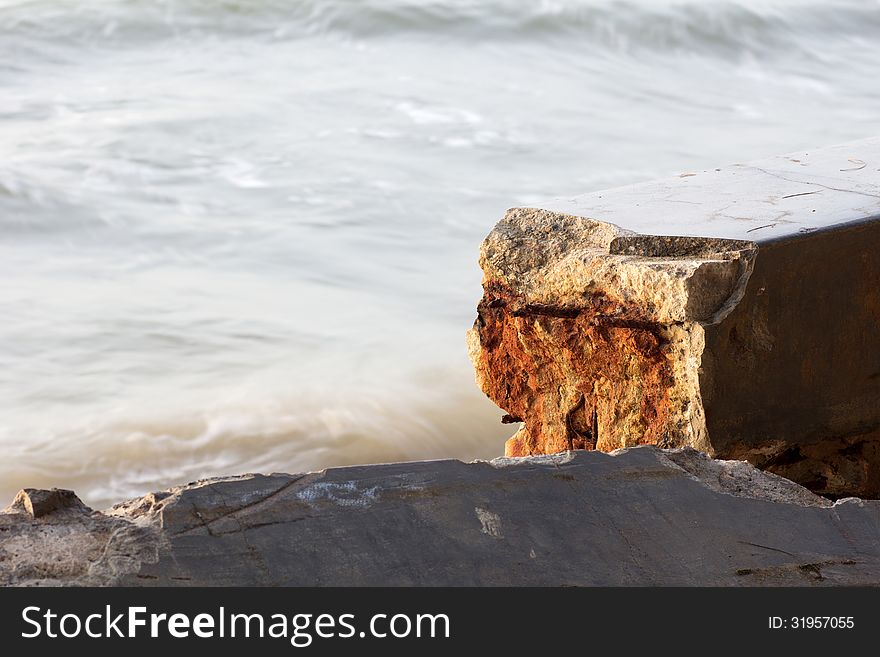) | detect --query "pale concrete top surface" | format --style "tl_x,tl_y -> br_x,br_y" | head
539,137 -> 880,244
